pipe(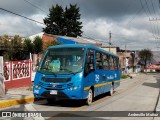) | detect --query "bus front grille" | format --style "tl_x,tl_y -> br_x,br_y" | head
39,81 -> 73,90
41,77 -> 71,83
